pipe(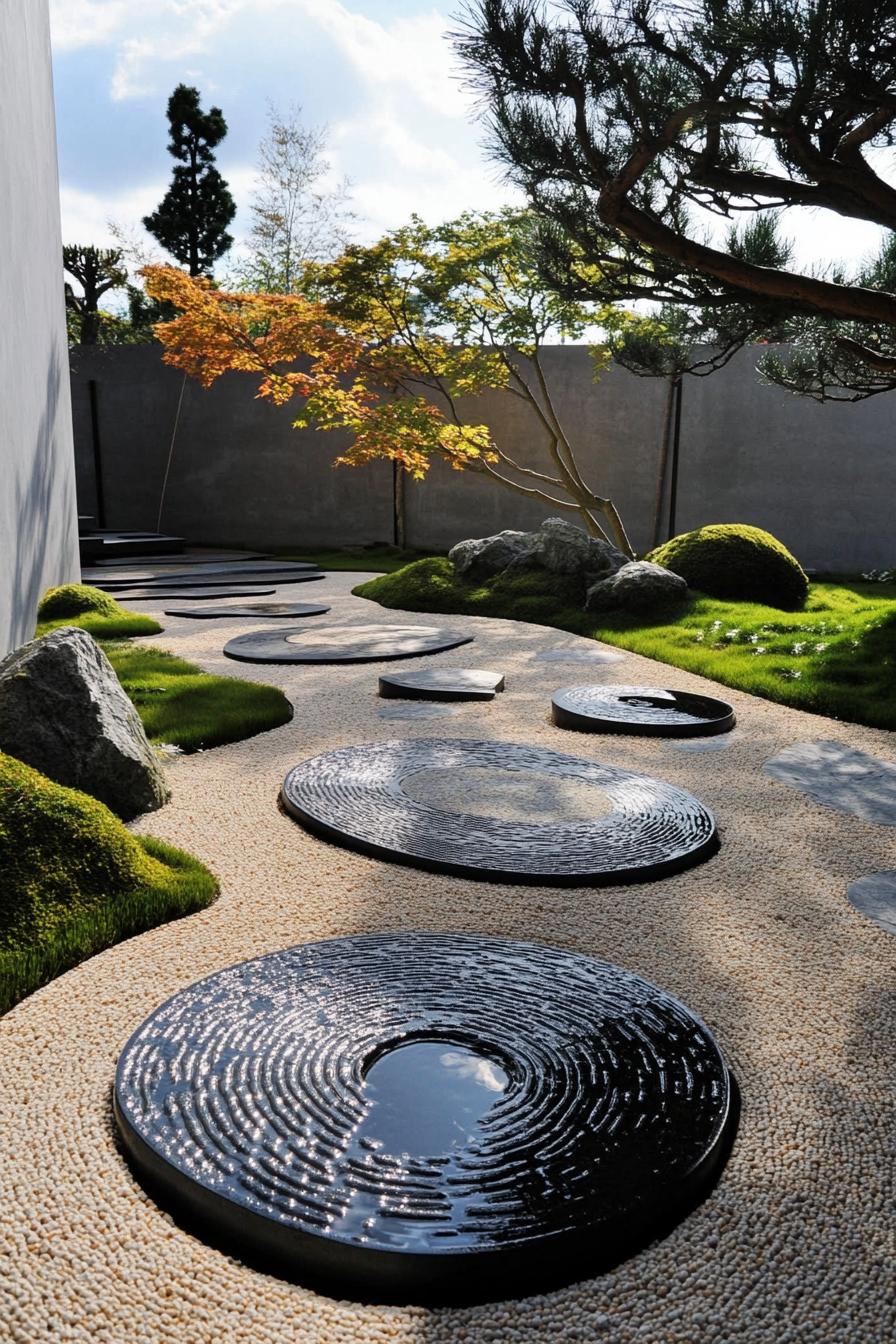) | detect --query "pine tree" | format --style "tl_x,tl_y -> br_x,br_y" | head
143,84 -> 236,276
63,245 -> 127,345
